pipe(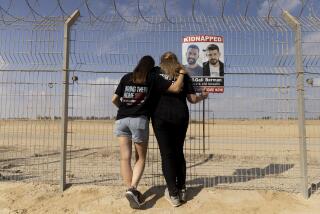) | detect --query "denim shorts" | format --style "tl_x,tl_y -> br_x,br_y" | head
114,116 -> 149,143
